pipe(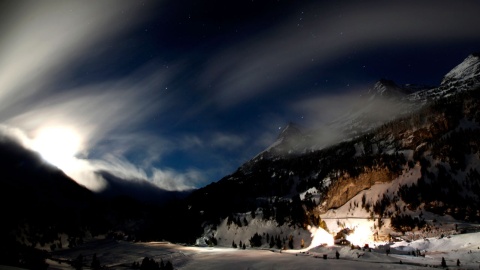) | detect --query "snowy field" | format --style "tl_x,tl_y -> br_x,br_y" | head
42,231 -> 480,270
